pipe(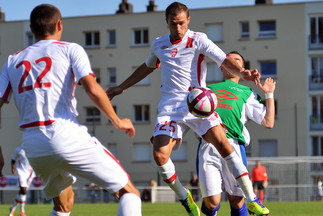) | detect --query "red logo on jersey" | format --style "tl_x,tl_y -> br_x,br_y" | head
214,90 -> 238,101
186,37 -> 194,48
171,48 -> 178,57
